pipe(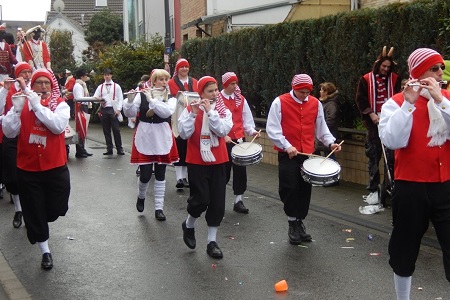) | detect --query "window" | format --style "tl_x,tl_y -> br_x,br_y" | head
96,0 -> 107,7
